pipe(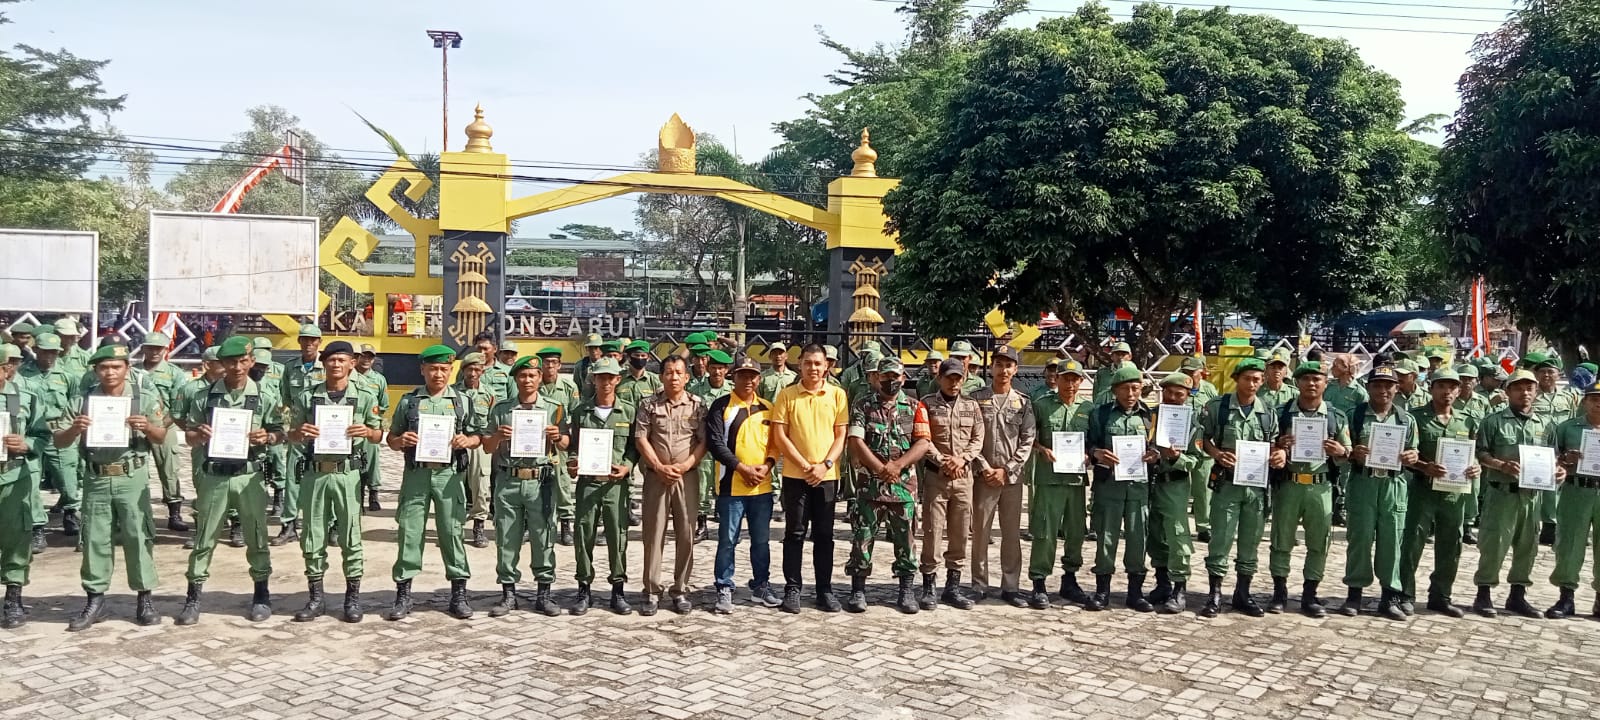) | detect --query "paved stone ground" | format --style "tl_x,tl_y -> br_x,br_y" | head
4,447 -> 1600,719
